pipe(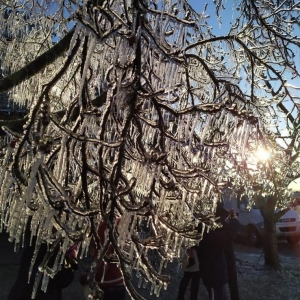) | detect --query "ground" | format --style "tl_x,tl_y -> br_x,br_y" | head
131,242 -> 300,300
1,232 -> 300,299
233,250 -> 300,300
